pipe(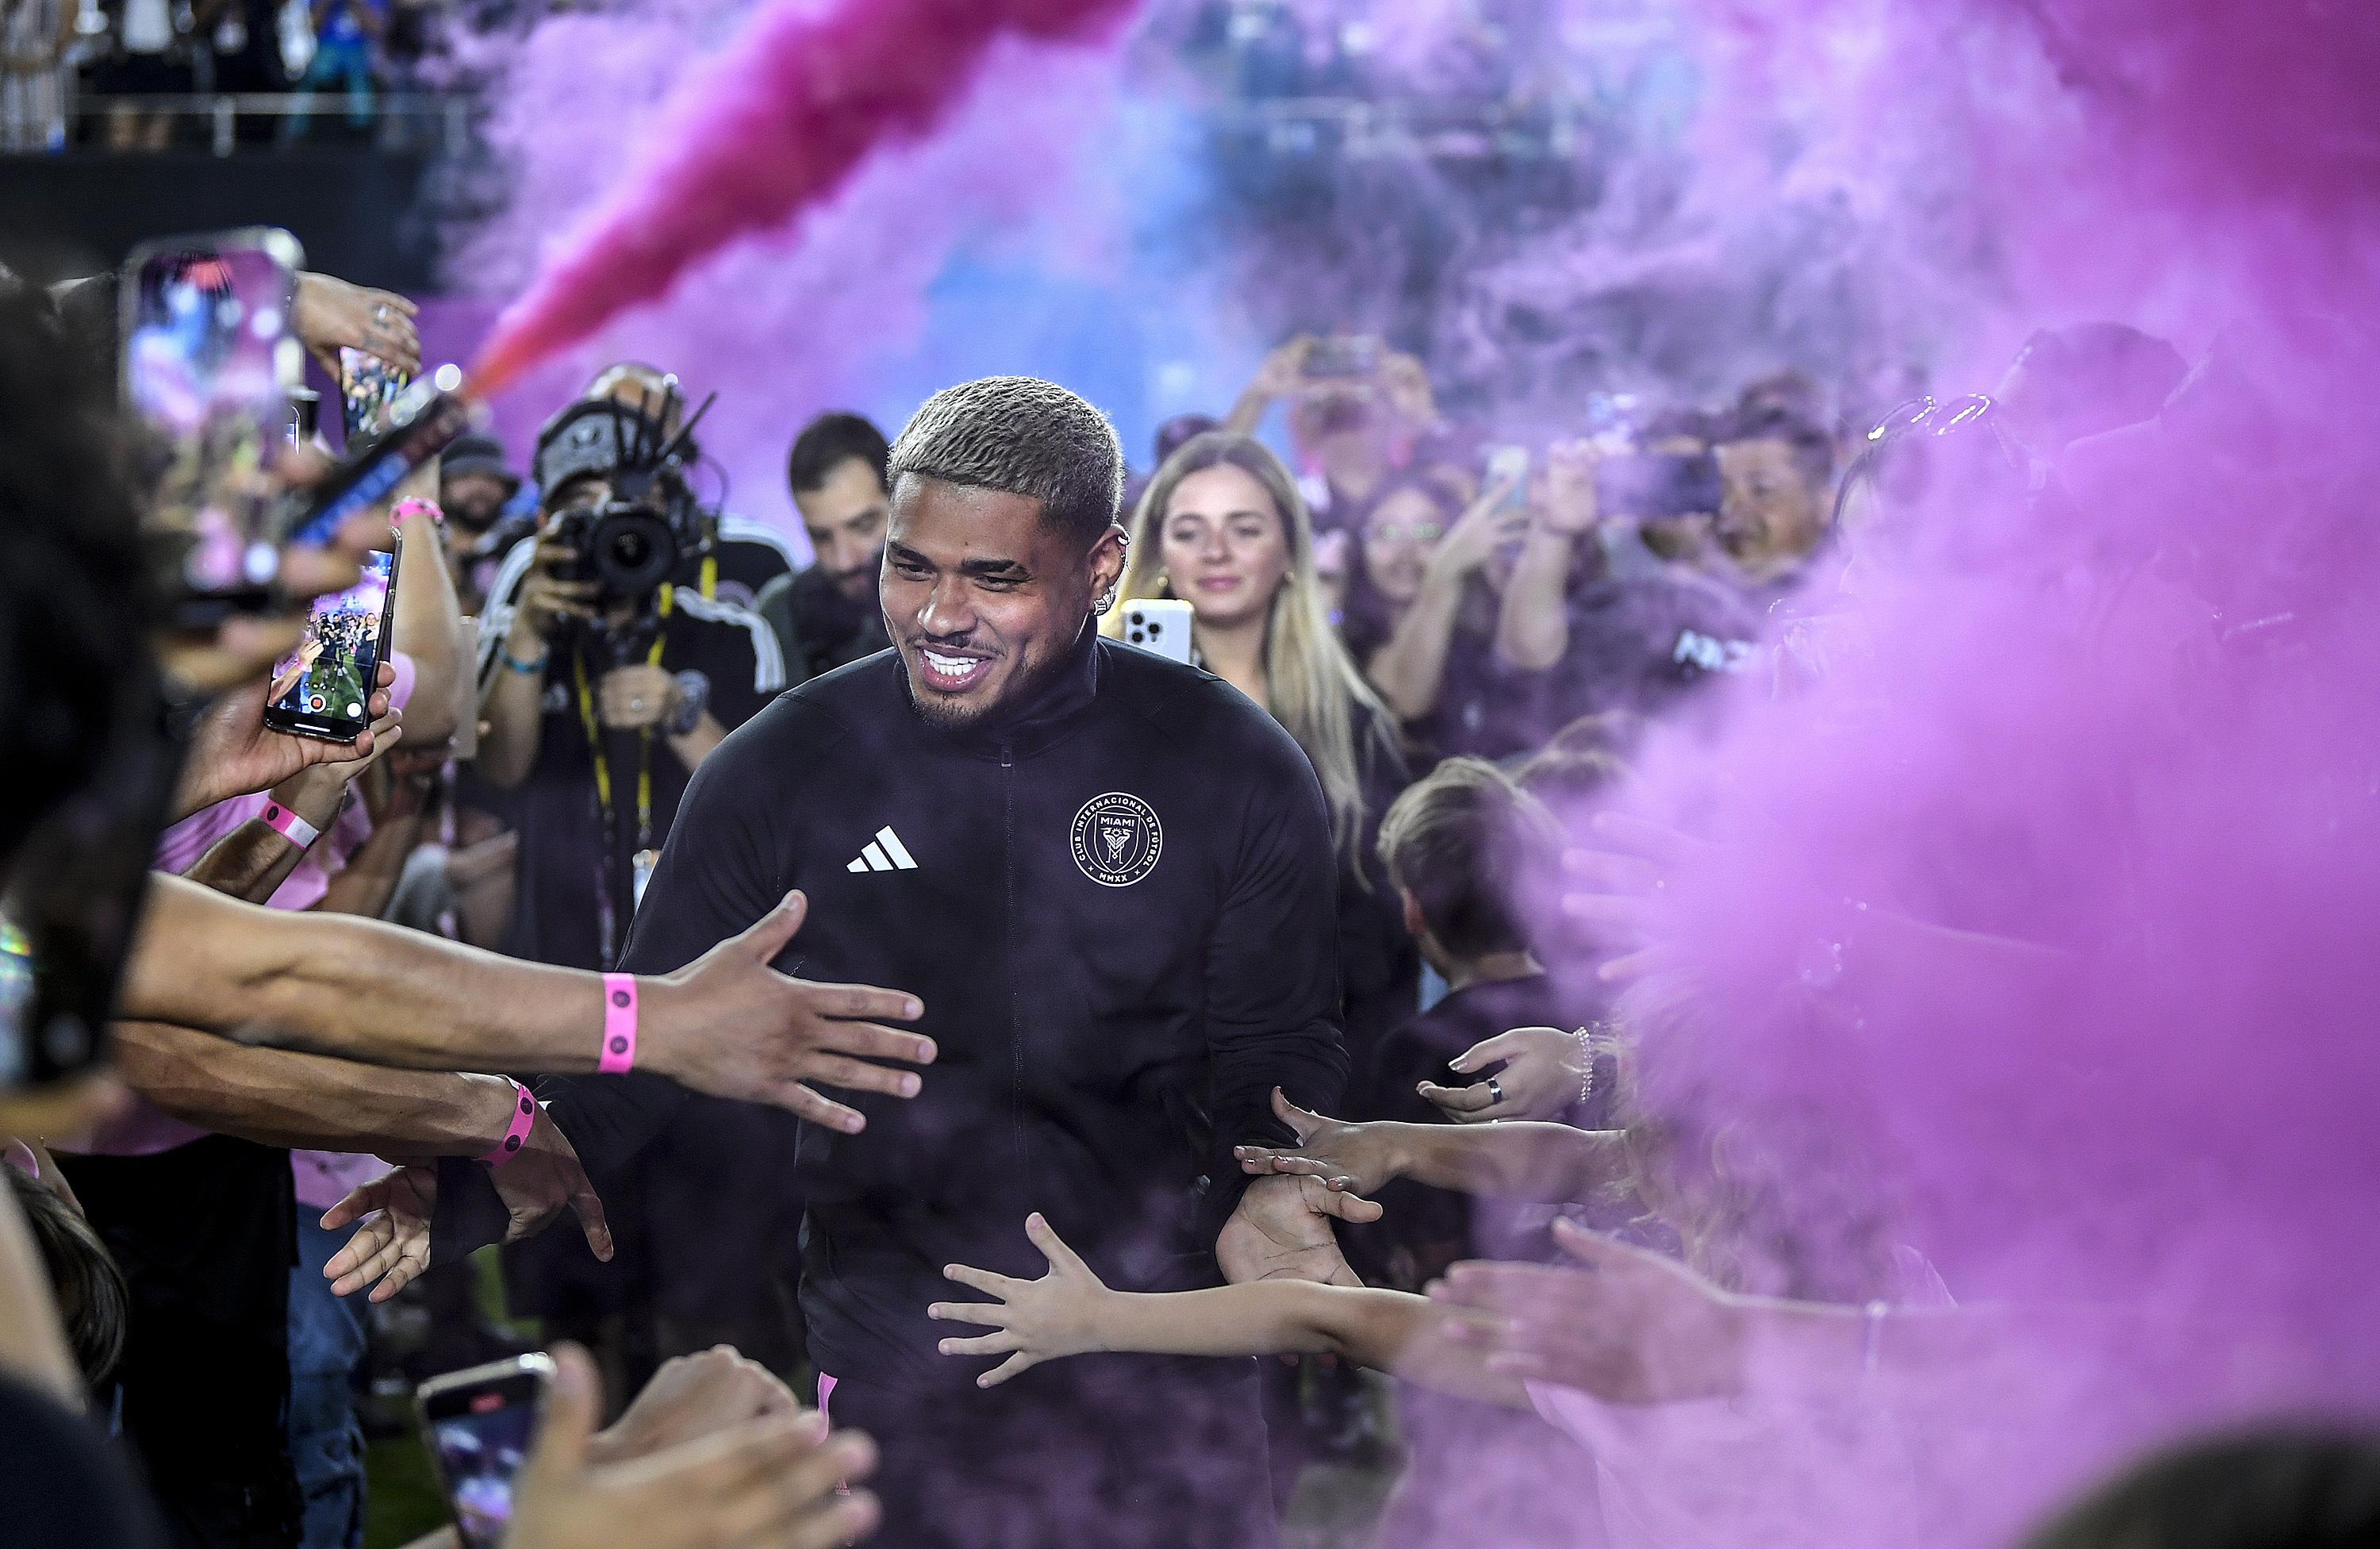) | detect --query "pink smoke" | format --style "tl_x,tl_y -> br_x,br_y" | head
467,0 -> 1139,397
1545,1 -> 2380,1543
